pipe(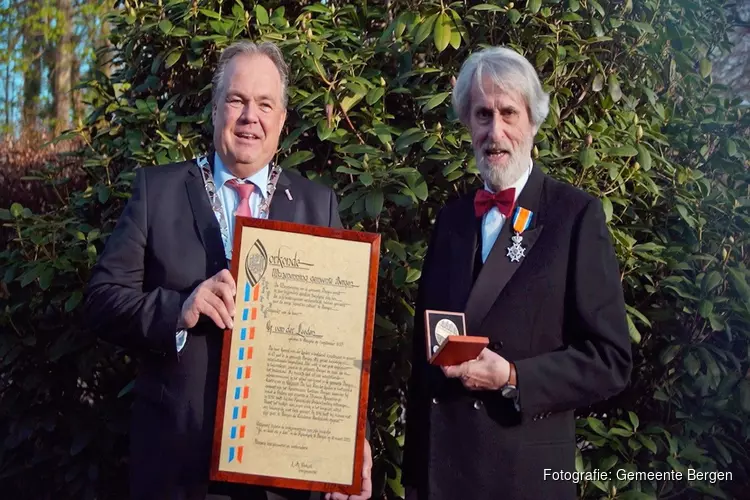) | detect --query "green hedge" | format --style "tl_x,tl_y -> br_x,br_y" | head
2,0 -> 750,498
